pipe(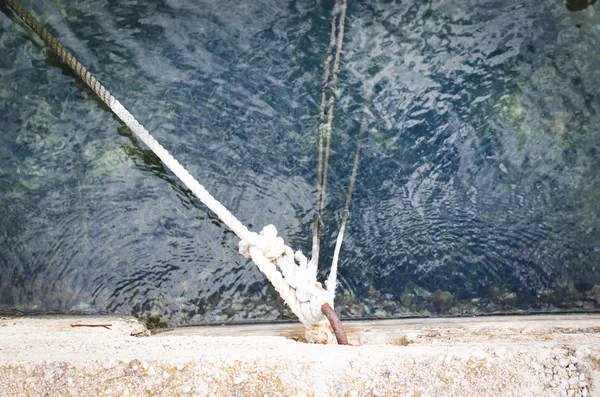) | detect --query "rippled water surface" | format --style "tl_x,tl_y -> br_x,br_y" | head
1,0 -> 600,325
